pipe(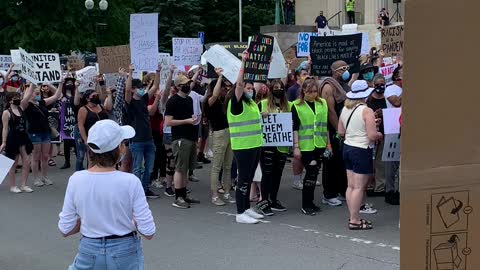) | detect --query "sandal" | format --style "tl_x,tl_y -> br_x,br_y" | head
348,221 -> 373,230
48,159 -> 56,166
349,219 -> 373,225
